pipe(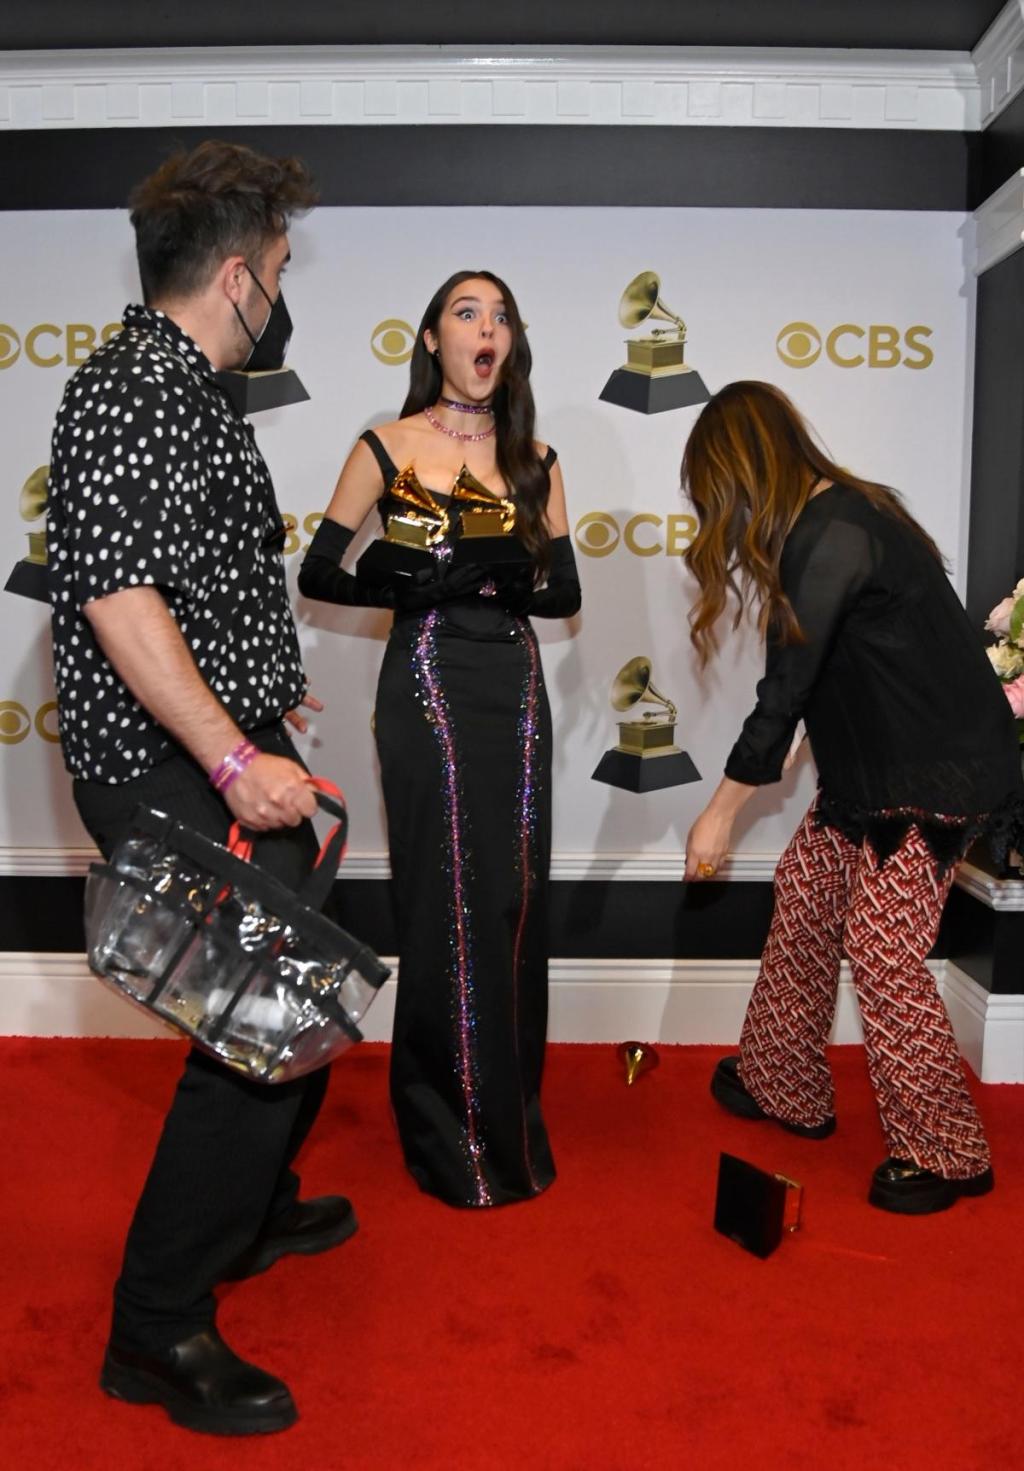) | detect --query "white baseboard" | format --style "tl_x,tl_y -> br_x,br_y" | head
943,962 -> 1024,1083
2,953 -> 1018,1079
